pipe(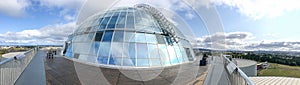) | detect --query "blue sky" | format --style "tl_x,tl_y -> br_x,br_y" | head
0,0 -> 300,51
